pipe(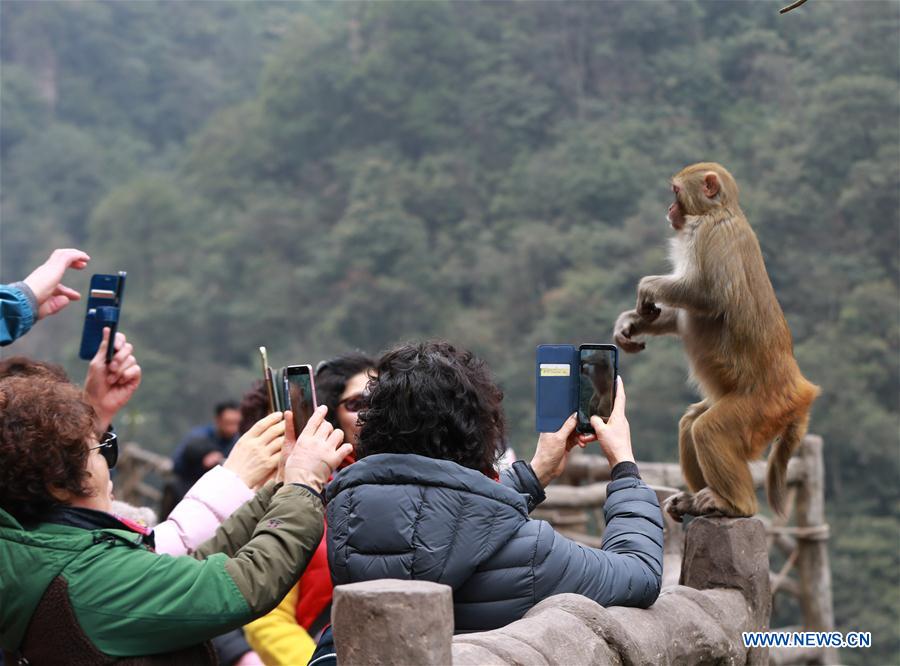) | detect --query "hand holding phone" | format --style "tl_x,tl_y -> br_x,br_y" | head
83,327 -> 141,431
79,272 -> 126,362
282,405 -> 352,493
588,377 -> 635,469
535,343 -> 618,434
283,365 -> 317,433
259,346 -> 277,413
